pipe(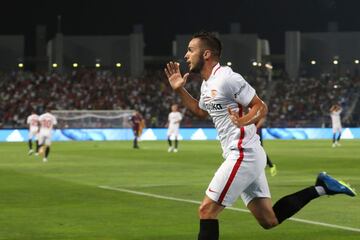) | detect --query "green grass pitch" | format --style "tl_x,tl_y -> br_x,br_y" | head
0,140 -> 359,239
